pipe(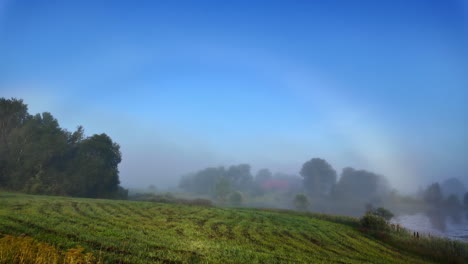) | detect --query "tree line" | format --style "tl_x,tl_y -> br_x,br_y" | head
178,157 -> 468,221
420,179 -> 468,229
178,158 -> 392,212
0,98 -> 127,198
